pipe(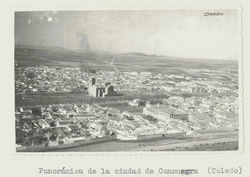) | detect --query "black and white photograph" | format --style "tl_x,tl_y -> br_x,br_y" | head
14,9 -> 241,152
